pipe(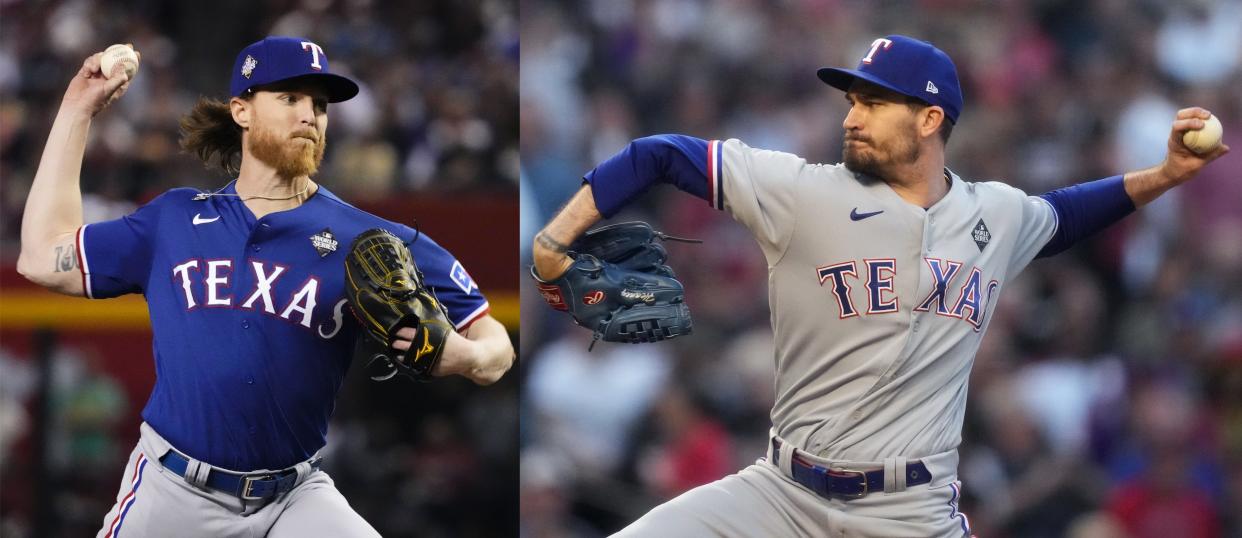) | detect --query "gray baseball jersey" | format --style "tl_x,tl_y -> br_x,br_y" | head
611,138 -> 1056,537
709,138 -> 1057,461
